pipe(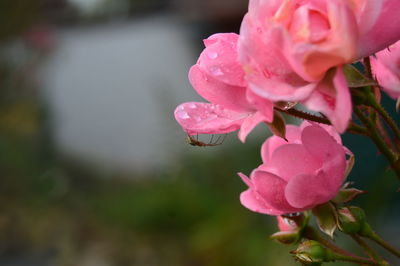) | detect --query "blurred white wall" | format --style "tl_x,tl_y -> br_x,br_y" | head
43,14 -> 202,173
